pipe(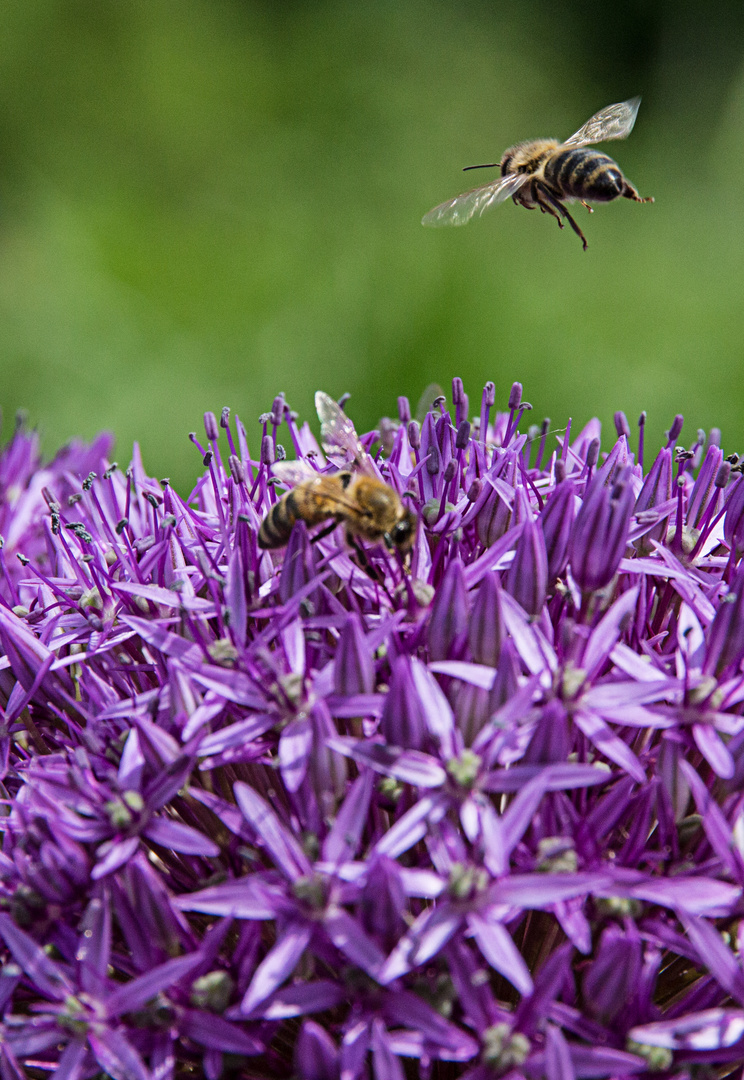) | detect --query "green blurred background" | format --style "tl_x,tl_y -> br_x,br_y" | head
1,0 -> 744,490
